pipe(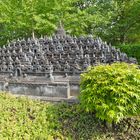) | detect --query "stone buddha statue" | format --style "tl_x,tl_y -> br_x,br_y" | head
64,61 -> 71,72
7,61 -> 14,72
1,62 -> 7,72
